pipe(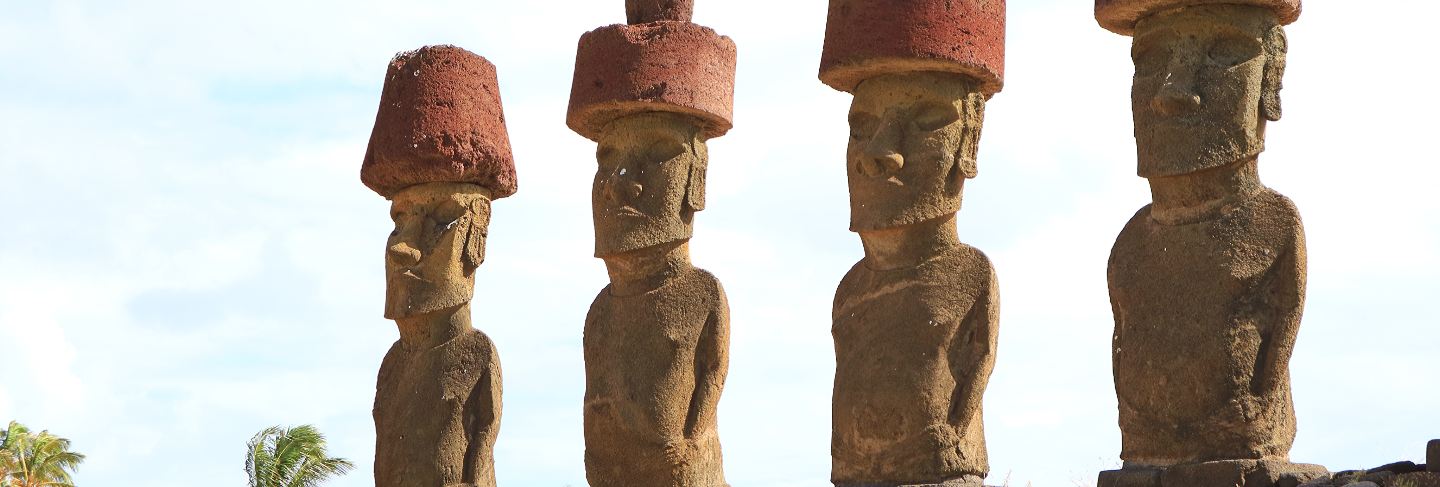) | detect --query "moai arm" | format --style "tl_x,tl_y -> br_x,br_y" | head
463,350 -> 503,483
686,288 -> 730,439
1254,227 -> 1306,396
948,265 -> 1000,431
